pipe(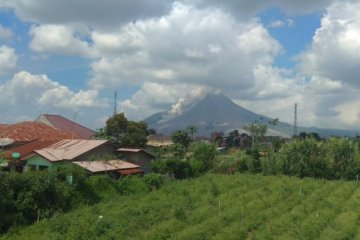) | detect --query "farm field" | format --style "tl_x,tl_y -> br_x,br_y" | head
2,173 -> 360,240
